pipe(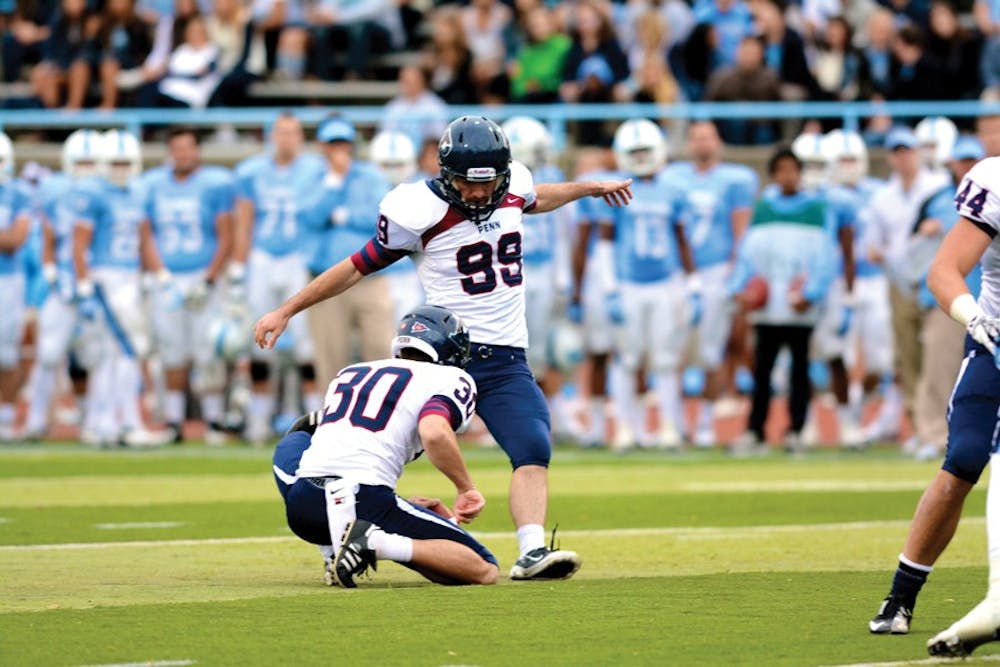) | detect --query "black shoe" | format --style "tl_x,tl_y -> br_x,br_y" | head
285,410 -> 323,436
869,595 -> 913,634
325,519 -> 378,588
509,526 -> 581,581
